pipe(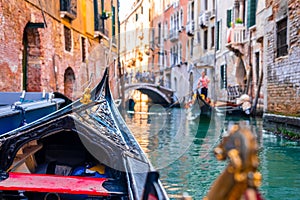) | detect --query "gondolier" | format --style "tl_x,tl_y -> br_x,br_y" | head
197,71 -> 210,100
